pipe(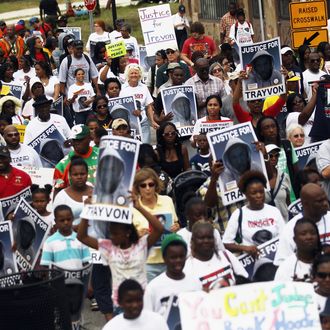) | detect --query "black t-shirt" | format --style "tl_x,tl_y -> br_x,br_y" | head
39,0 -> 59,16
